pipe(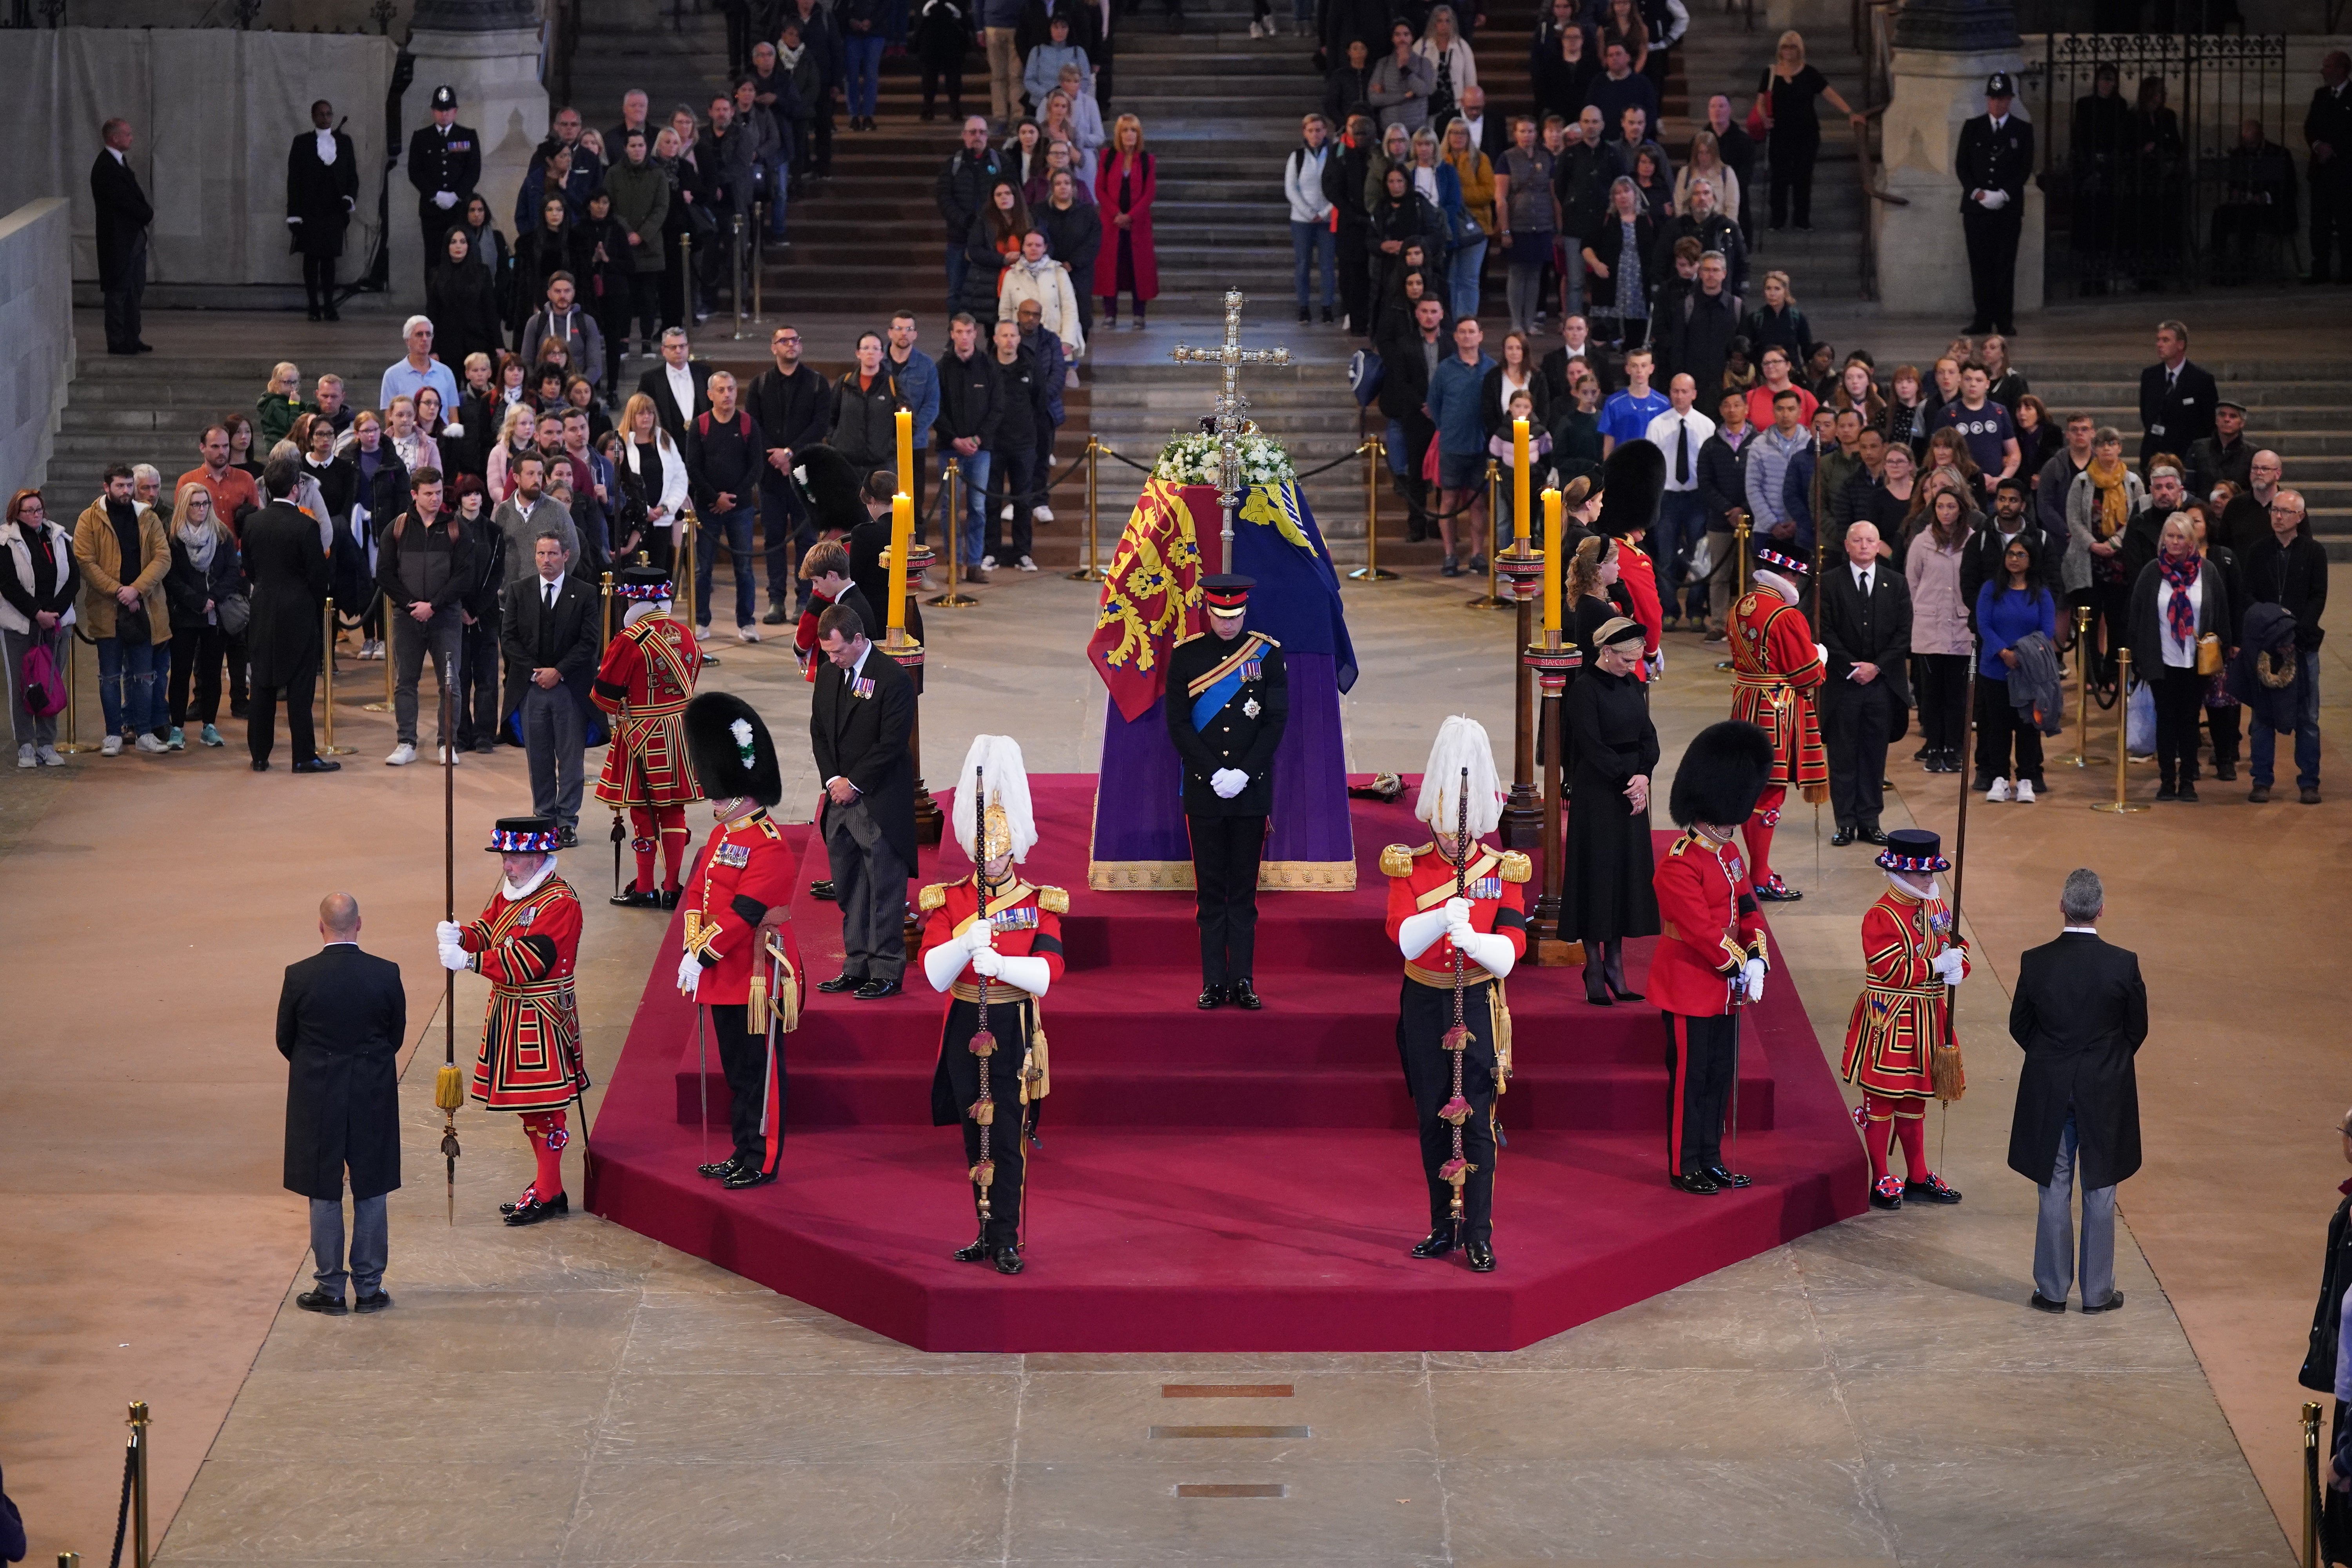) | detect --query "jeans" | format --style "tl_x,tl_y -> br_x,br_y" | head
521,681 -> 586,829
844,34 -> 886,118
96,635 -> 157,738
693,503 -> 758,629
392,605 -> 463,747
1651,489 -> 1707,617
1290,220 -> 1336,312
2,624 -> 64,748
167,622 -> 227,728
2250,649 -> 2322,789
1556,233 -> 1584,321
1505,238 -> 1552,335
1449,236 -> 1486,323
2033,1108 -> 2116,1307
310,1192 -> 388,1299
937,446 -> 991,570
945,241 -> 969,318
